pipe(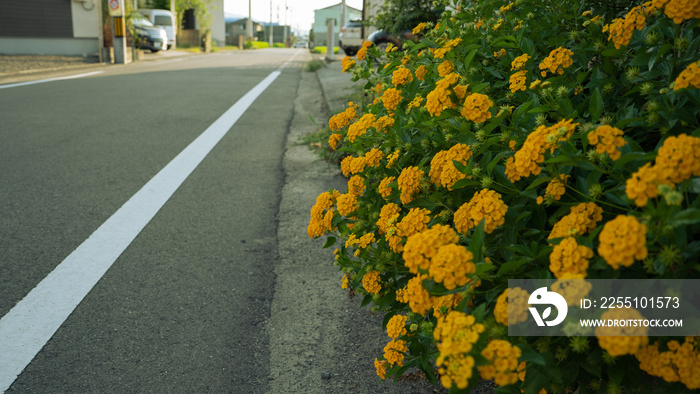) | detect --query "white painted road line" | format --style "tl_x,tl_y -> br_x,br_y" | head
0,66 -> 285,391
0,71 -> 105,89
